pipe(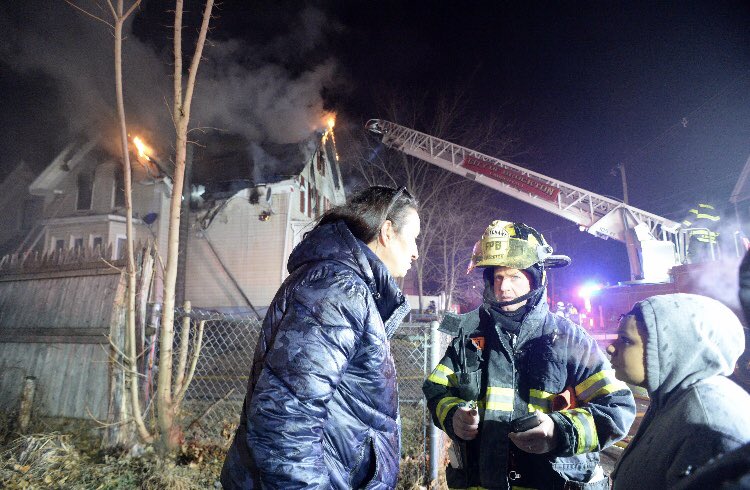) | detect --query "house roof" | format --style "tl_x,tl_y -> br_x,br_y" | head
29,135 -> 170,196
245,138 -> 318,185
198,135 -> 321,199
29,136 -> 100,196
